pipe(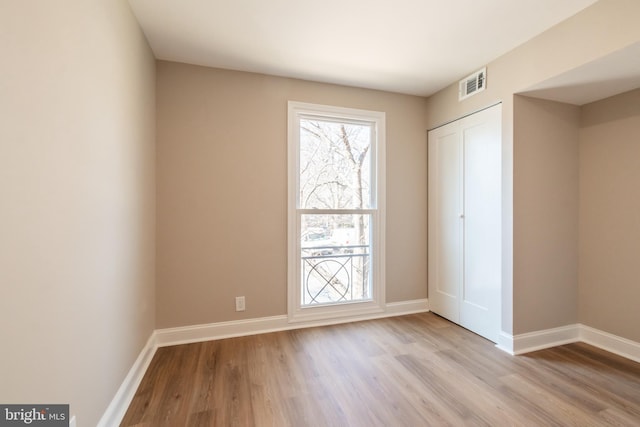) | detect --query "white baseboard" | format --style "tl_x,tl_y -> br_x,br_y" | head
155,298 -> 429,347
385,298 -> 430,316
512,324 -> 580,355
495,331 -> 515,355
97,334 -> 157,427
155,314 -> 289,347
580,324 -> 640,363
496,324 -> 640,363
